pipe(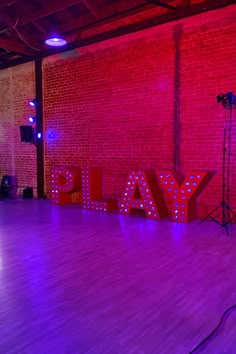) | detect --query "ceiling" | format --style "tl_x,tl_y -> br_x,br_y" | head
0,0 -> 234,70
